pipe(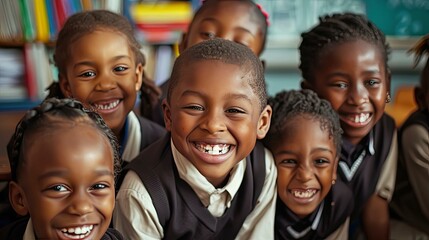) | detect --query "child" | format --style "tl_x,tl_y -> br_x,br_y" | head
390,34 -> 429,237
262,89 -> 353,239
0,98 -> 123,239
114,38 -> 276,239
140,0 -> 269,126
299,13 -> 397,239
47,10 -> 166,164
